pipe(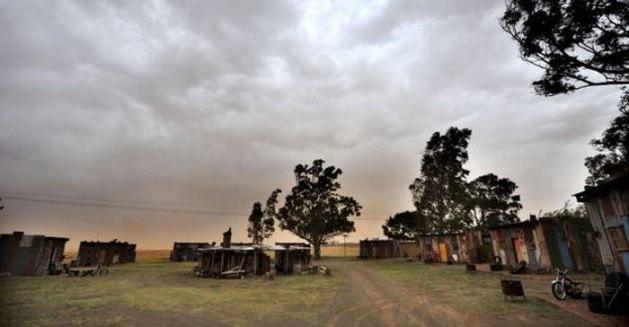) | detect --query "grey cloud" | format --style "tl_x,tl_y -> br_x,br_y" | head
0,0 -> 622,248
